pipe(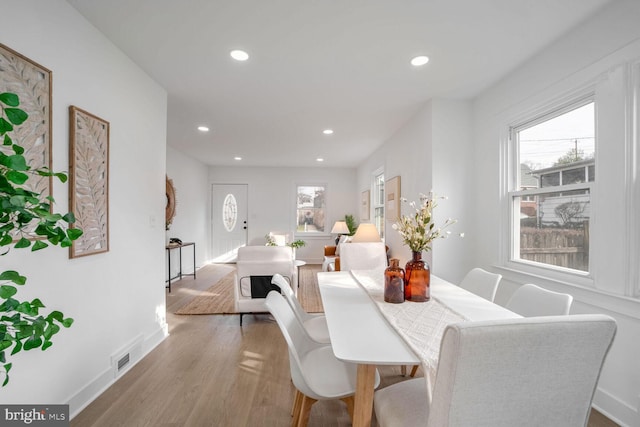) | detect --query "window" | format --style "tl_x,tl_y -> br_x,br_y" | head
296,185 -> 326,233
510,99 -> 594,273
373,172 -> 385,239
